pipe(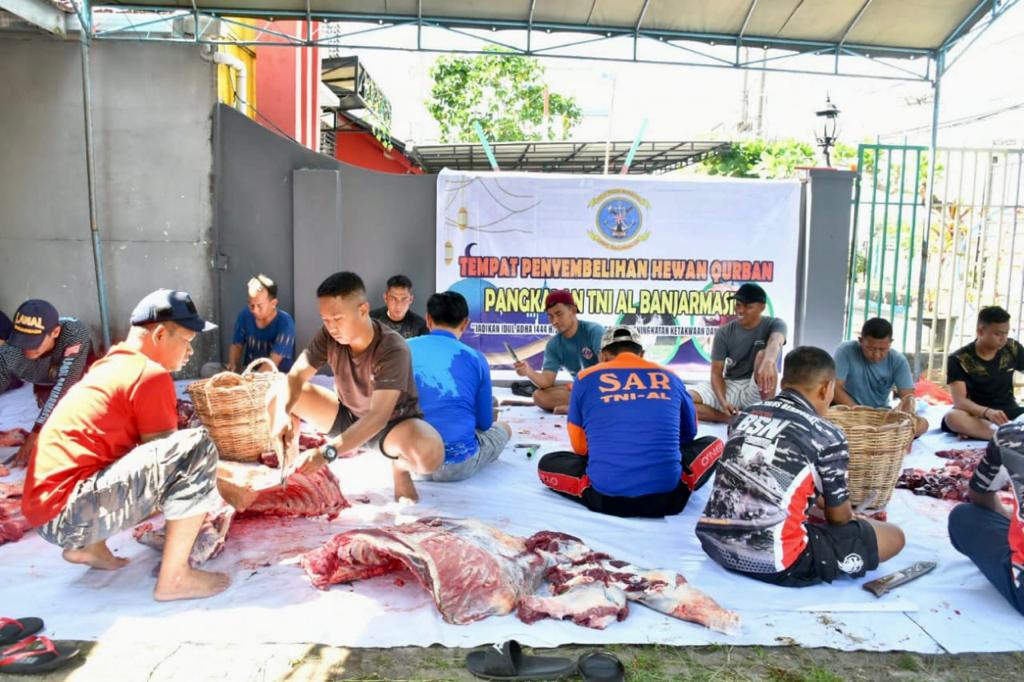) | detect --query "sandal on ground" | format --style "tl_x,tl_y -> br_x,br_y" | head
466,640 -> 576,681
578,651 -> 625,682
0,636 -> 80,675
0,617 -> 43,647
